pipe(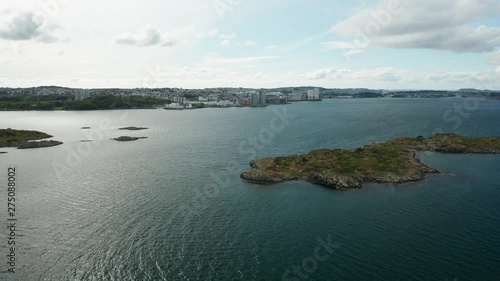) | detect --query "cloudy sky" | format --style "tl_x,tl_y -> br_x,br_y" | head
0,0 -> 499,89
